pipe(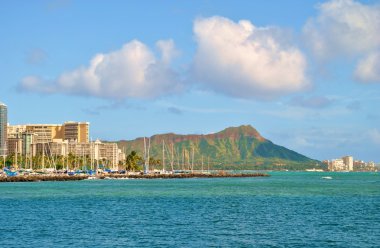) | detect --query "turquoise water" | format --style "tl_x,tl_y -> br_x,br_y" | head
0,172 -> 379,247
